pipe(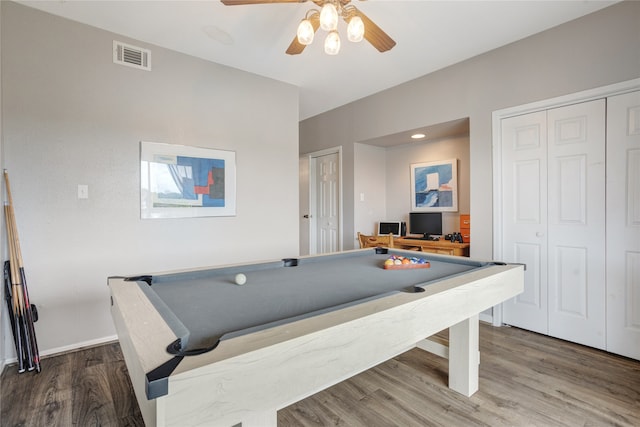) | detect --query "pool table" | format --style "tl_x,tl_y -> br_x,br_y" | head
109,248 -> 523,427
